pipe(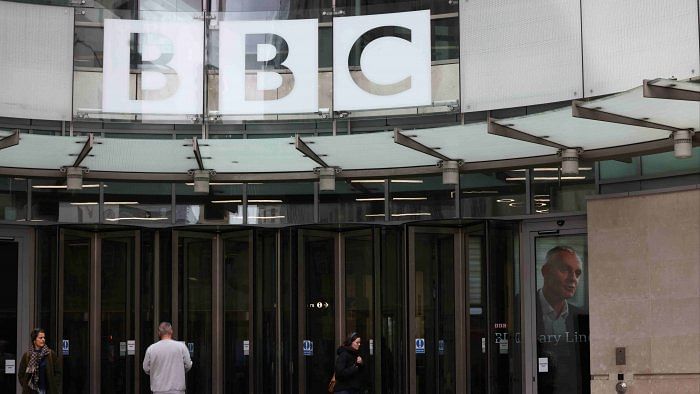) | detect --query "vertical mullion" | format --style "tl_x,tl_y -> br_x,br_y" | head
297,232 -> 306,394
454,229 -> 467,394
57,230 -> 65,362
248,231 -> 255,394
335,232 -> 344,347
407,226 -> 416,394
90,233 -> 101,394
153,231 -> 160,342
212,233 -> 223,394
134,231 -> 141,394
275,230 -> 282,394
171,231 -> 179,337
372,228 -> 382,394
